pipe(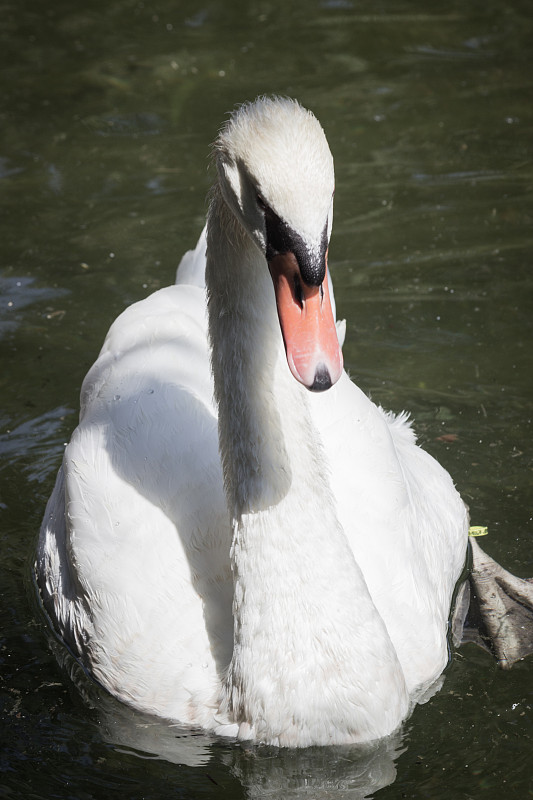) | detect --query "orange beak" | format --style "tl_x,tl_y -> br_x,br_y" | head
268,251 -> 343,391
